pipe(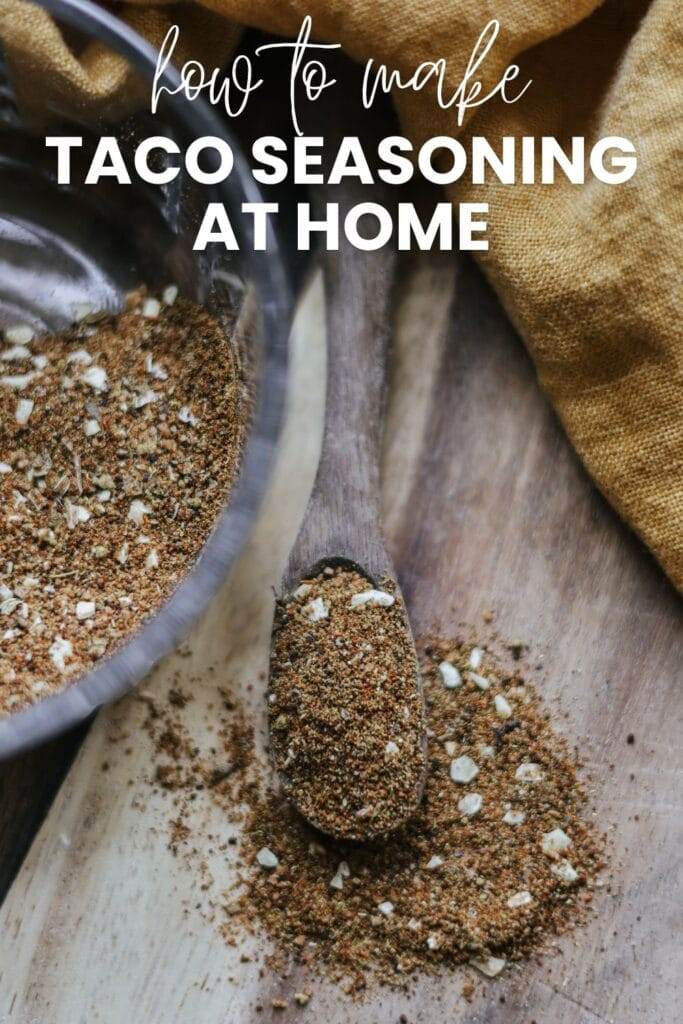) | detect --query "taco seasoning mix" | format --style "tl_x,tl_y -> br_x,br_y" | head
269,566 -> 427,840
135,633 -> 606,1000
0,290 -> 247,713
